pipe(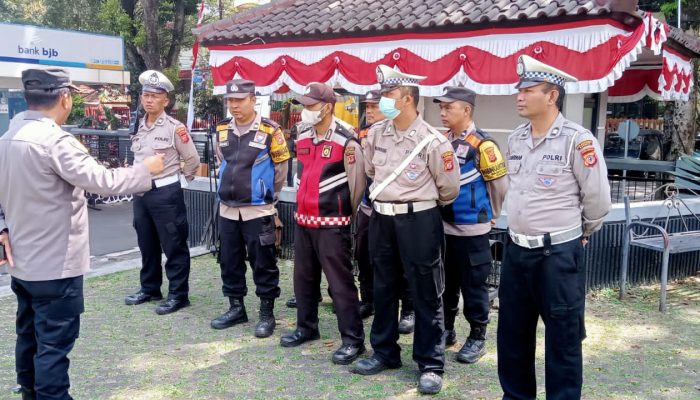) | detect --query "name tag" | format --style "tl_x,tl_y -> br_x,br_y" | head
249,141 -> 266,149
219,141 -> 229,148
